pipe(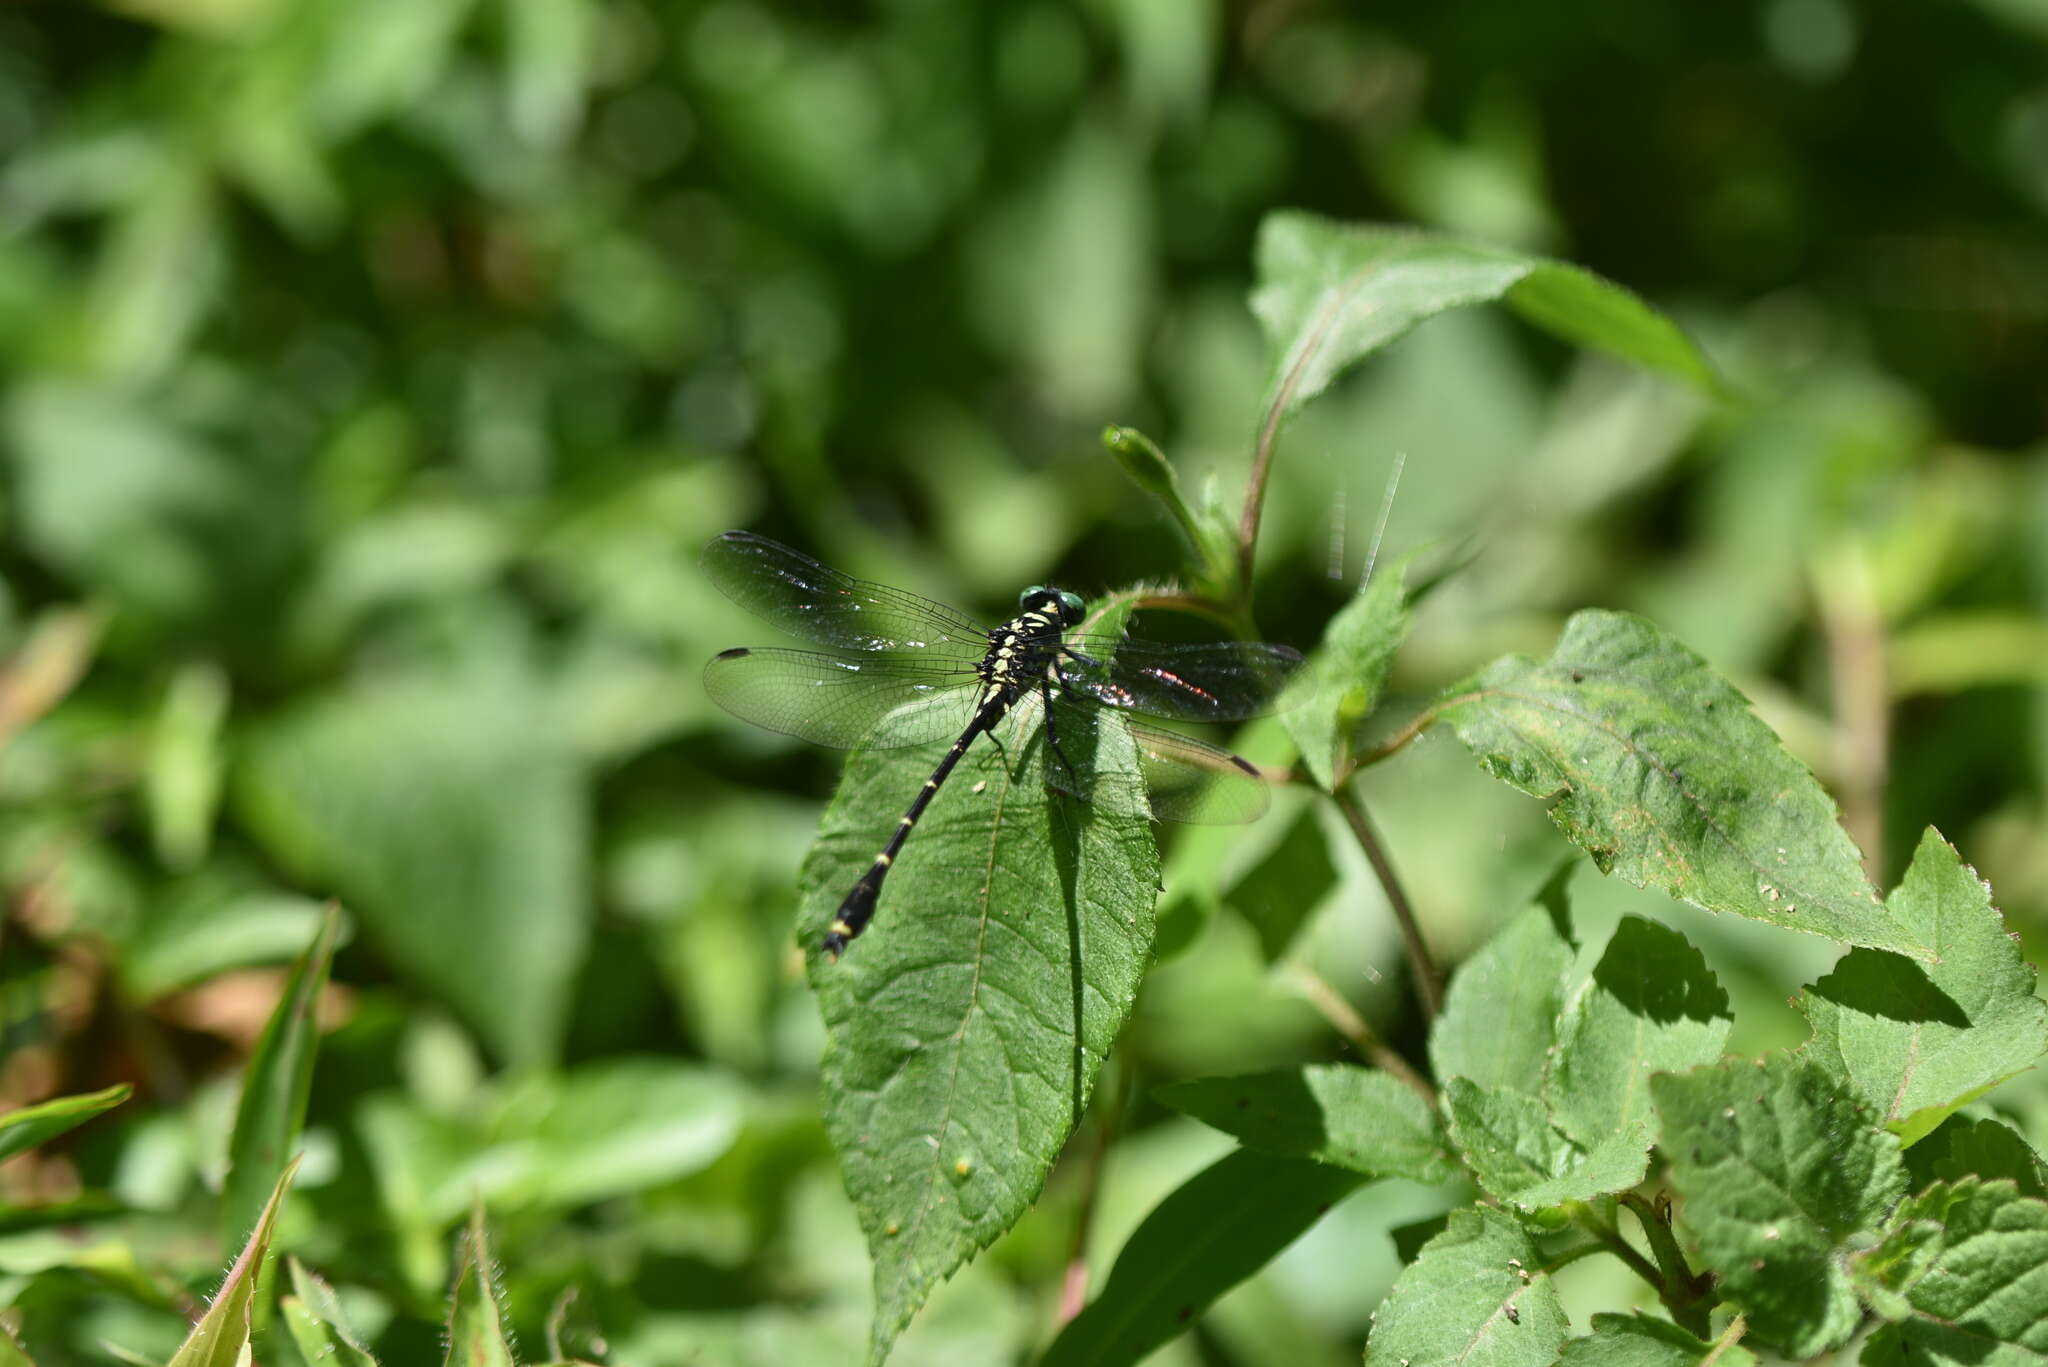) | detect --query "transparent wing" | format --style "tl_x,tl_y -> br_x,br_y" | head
1033,698 -> 1274,825
1056,638 -> 1306,723
703,647 -> 982,749
702,531 -> 991,661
